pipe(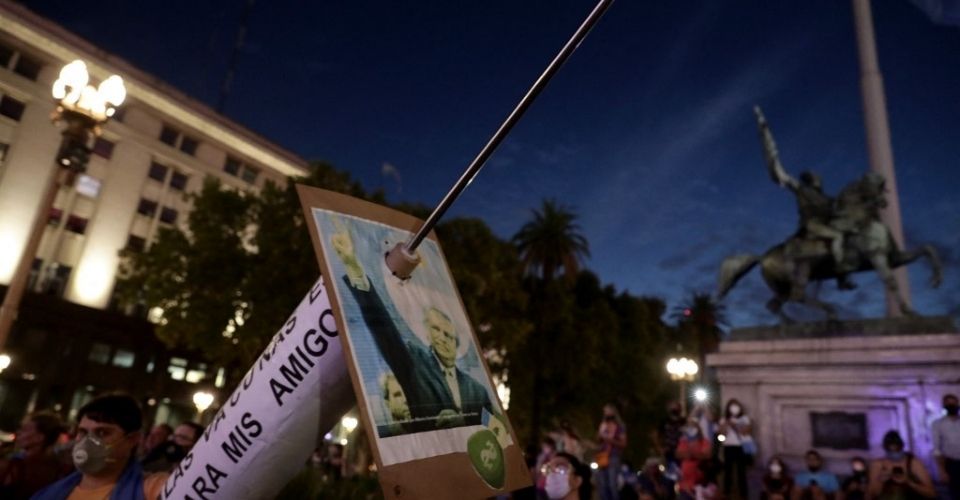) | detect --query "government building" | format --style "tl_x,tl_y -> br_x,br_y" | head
0,0 -> 309,430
